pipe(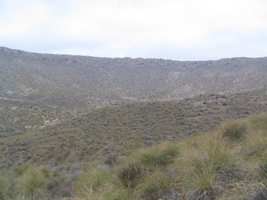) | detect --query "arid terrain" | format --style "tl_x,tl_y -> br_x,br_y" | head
0,47 -> 267,199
